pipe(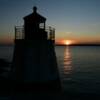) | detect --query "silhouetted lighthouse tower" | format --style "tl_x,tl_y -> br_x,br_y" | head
13,7 -> 61,91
